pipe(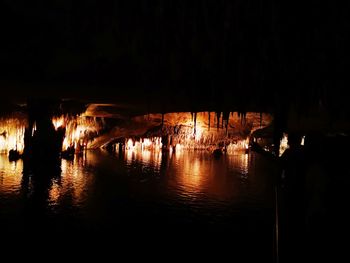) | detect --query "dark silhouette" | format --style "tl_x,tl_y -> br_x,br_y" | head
278,133 -> 306,263
251,133 -> 307,262
23,98 -> 65,165
213,148 -> 223,158
61,146 -> 75,160
303,134 -> 328,260
9,149 -> 22,161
